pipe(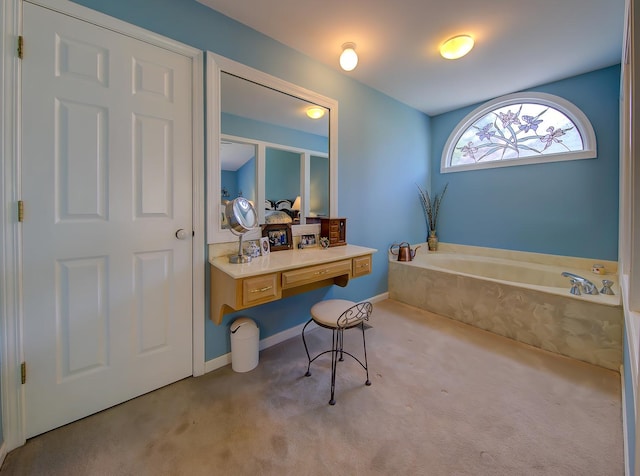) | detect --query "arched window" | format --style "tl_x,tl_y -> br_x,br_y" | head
441,92 -> 596,173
